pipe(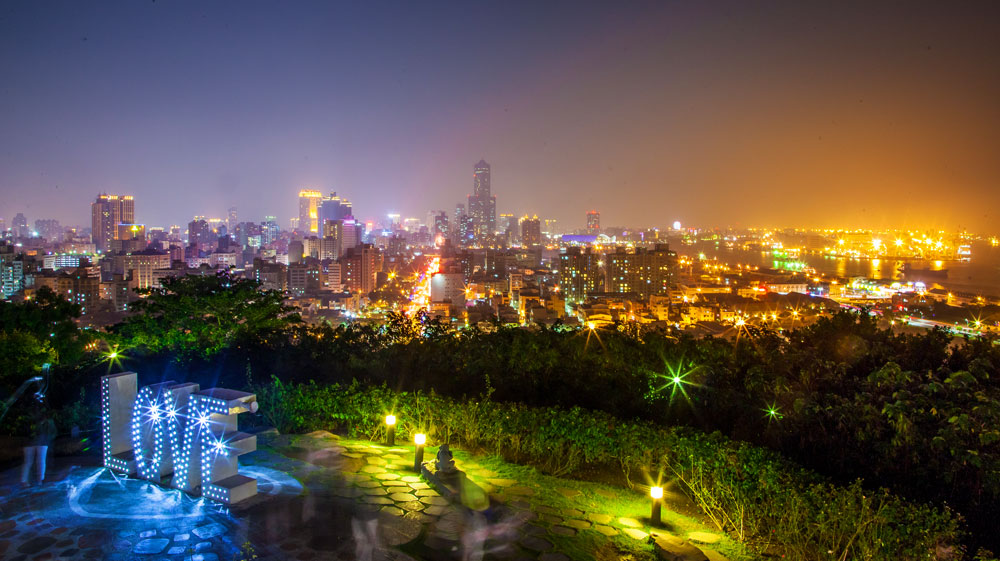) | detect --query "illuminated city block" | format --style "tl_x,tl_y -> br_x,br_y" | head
100,372 -> 259,504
